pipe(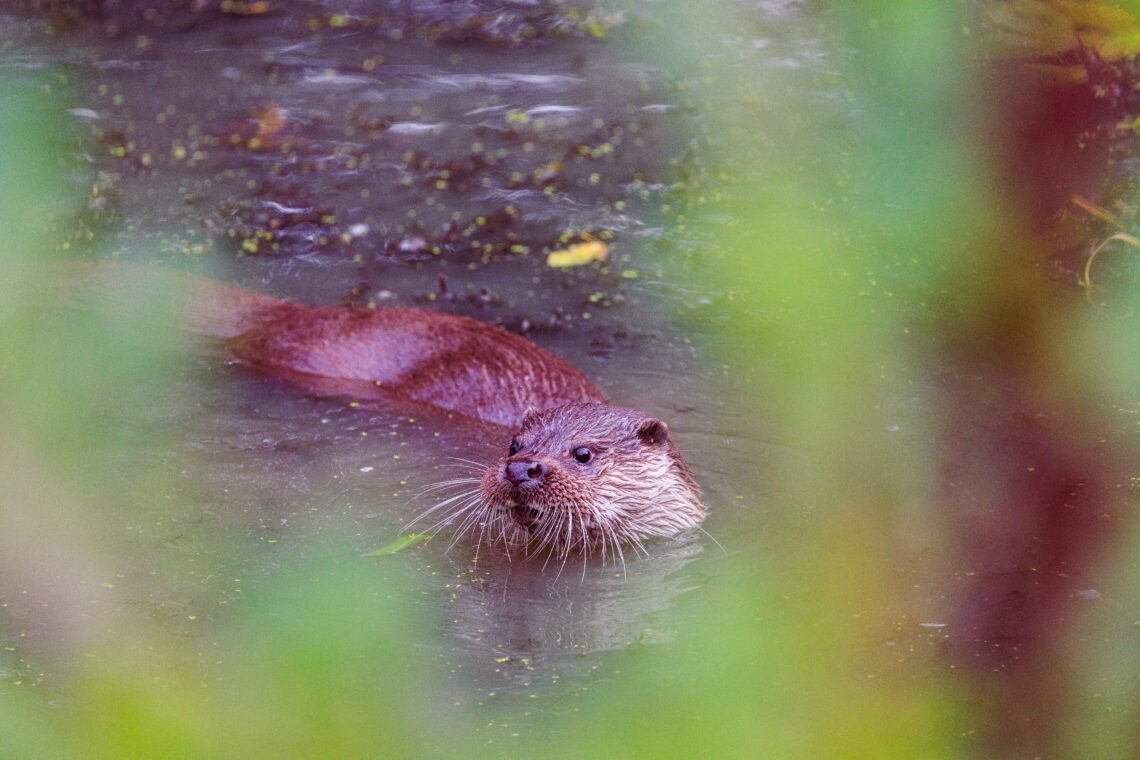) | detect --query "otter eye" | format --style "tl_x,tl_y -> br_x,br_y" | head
508,439 -> 520,456
573,447 -> 592,464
